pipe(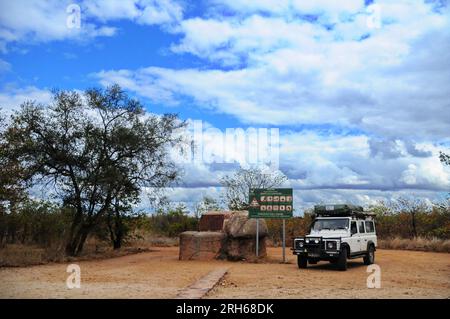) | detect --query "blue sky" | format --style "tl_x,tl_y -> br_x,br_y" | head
1,0 -> 449,213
